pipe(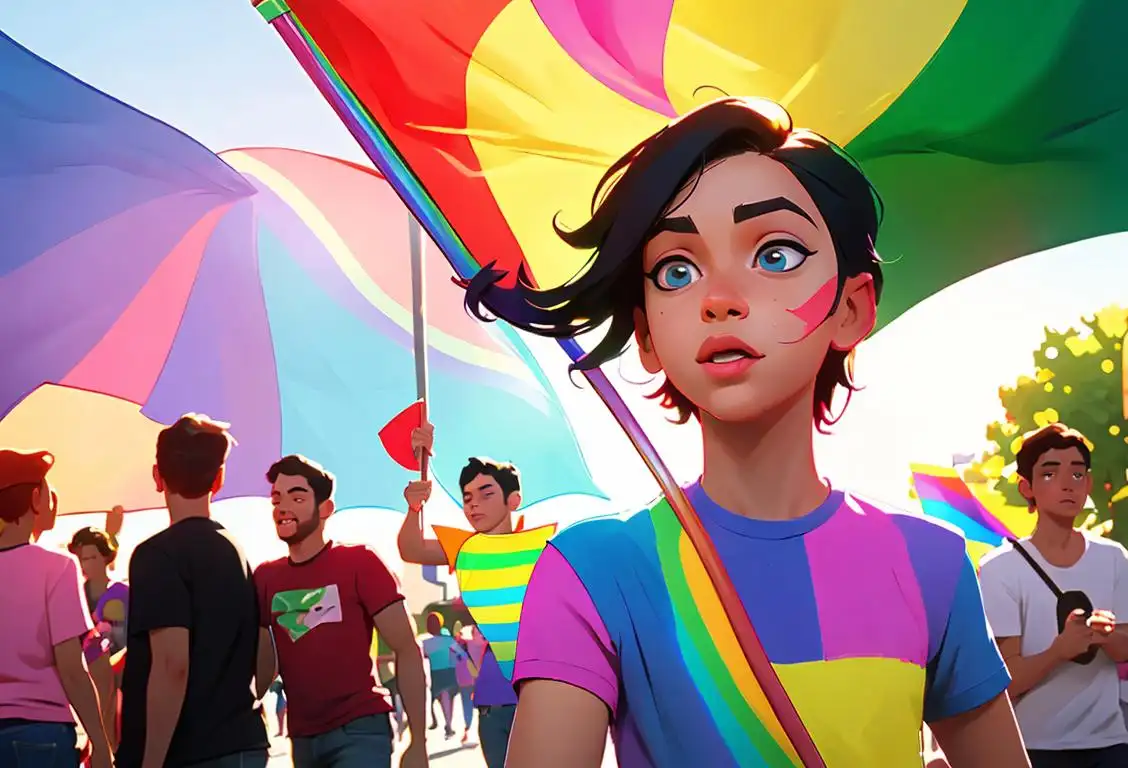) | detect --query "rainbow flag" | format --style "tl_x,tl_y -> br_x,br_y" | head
266,0 -> 1128,329
0,31 -> 602,513
911,465 -> 1014,547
